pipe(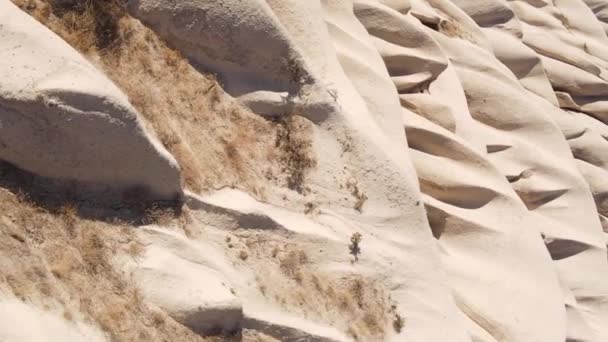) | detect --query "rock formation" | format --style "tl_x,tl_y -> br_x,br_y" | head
1,0 -> 608,341
0,1 -> 182,205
